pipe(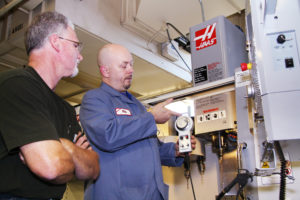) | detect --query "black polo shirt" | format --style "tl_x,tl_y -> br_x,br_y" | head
0,67 -> 80,199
